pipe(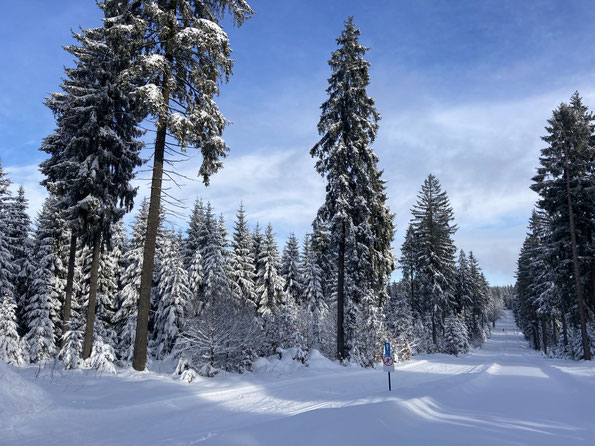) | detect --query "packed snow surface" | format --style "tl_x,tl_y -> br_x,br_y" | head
2,311 -> 594,445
